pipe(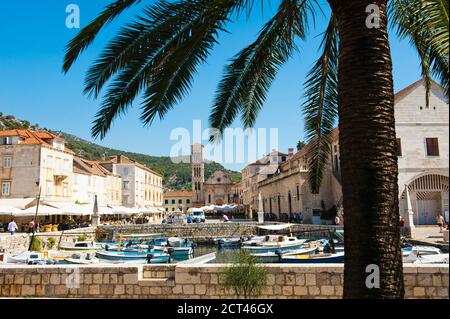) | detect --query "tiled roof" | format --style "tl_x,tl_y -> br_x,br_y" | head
0,129 -> 73,153
164,191 -> 192,197
73,156 -> 113,177
105,155 -> 163,177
